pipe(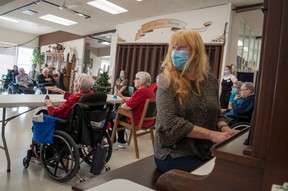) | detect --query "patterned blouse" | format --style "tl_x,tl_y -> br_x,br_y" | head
154,74 -> 225,161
